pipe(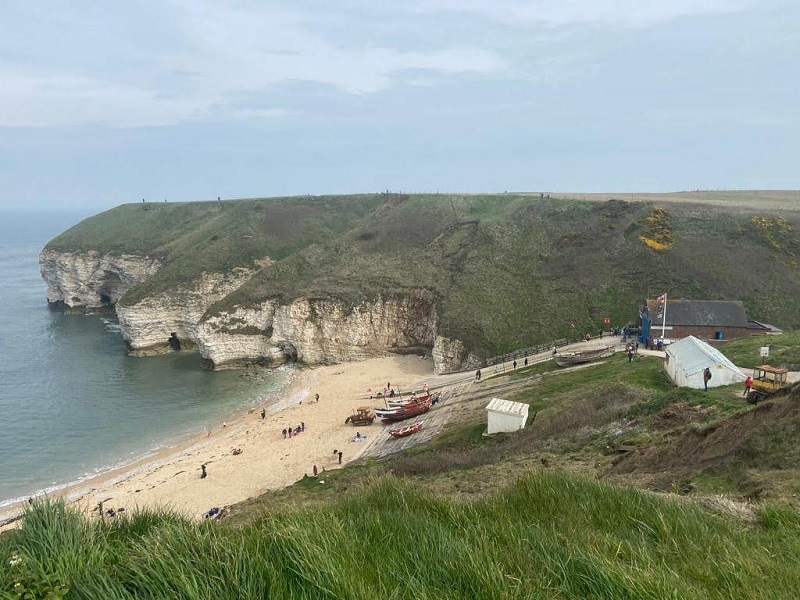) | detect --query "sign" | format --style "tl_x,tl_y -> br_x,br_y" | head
603,317 -> 611,324
760,346 -> 770,357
